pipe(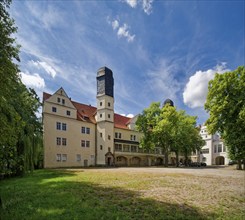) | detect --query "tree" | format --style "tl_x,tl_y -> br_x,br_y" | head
136,102 -> 202,166
0,0 -> 42,177
205,66 -> 245,170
